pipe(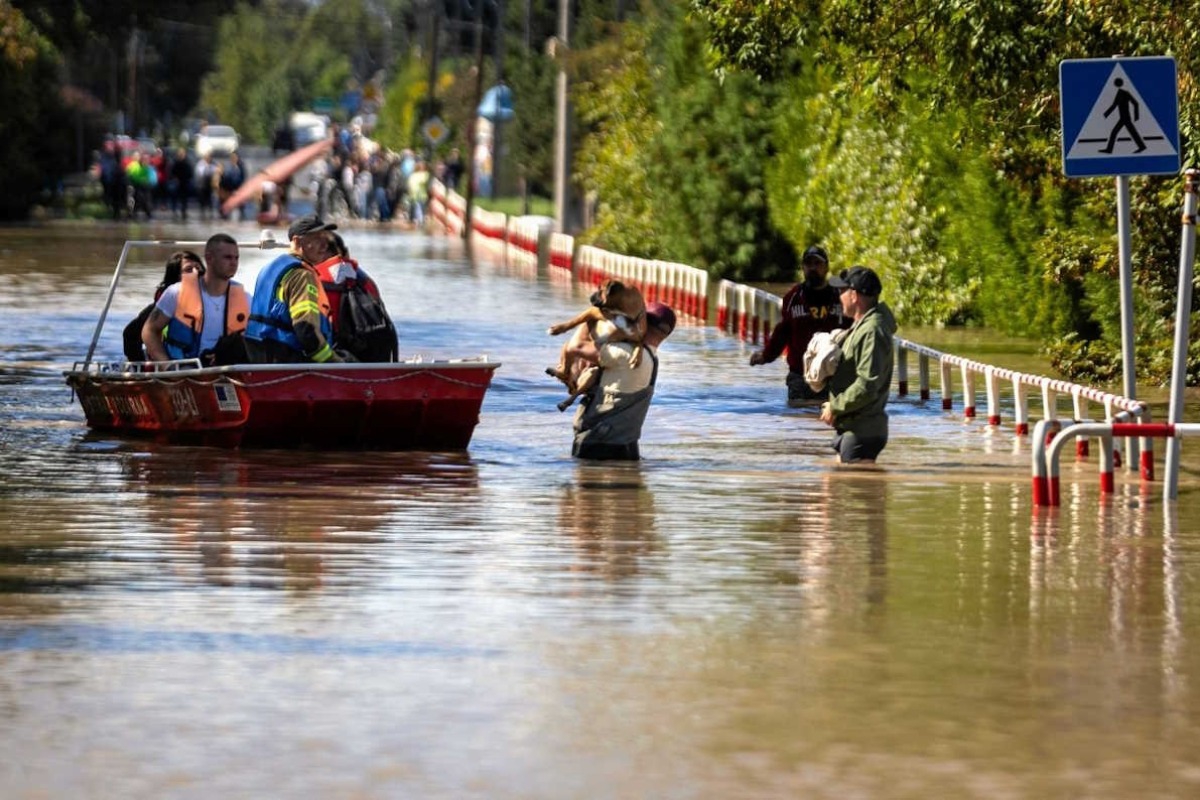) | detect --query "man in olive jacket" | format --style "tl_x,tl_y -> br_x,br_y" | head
819,266 -> 897,463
